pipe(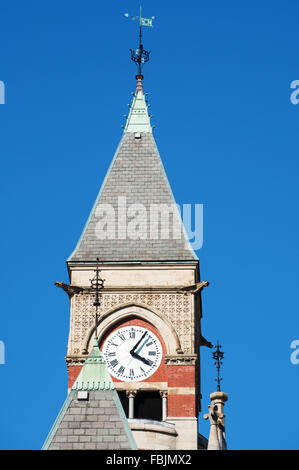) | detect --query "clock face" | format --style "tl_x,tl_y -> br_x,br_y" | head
102,325 -> 163,382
